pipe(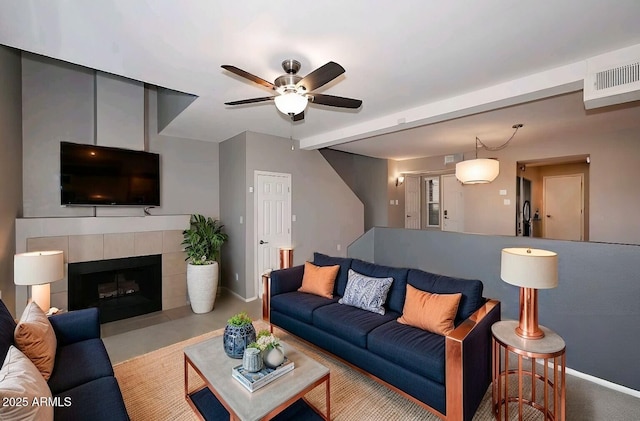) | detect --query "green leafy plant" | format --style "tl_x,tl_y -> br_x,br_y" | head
182,214 -> 228,265
227,311 -> 253,327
